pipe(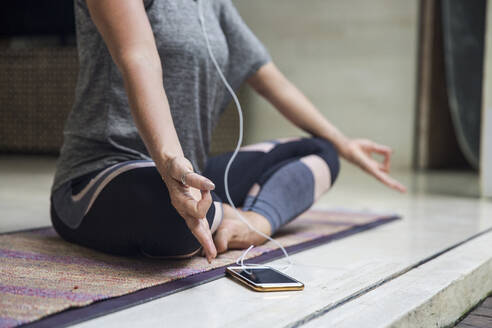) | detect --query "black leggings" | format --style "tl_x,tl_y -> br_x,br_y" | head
51,137 -> 340,257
